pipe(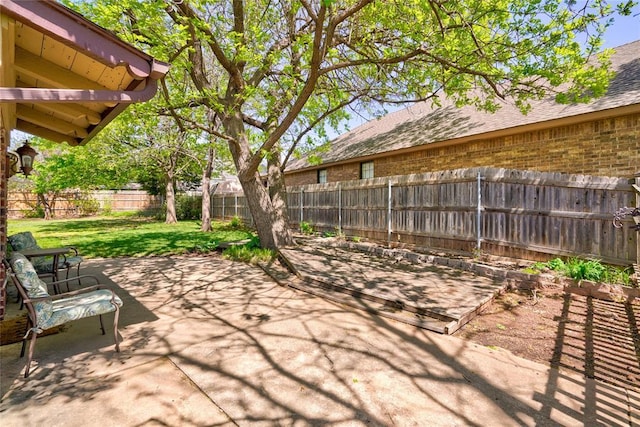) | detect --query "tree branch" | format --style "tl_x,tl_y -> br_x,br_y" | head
281,94 -> 363,170
169,0 -> 244,91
